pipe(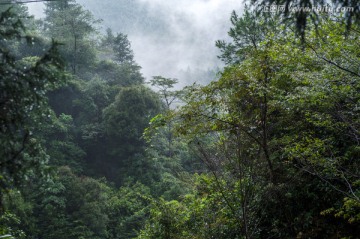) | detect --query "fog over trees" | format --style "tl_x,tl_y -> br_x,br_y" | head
28,0 -> 242,87
1,0 -> 360,238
